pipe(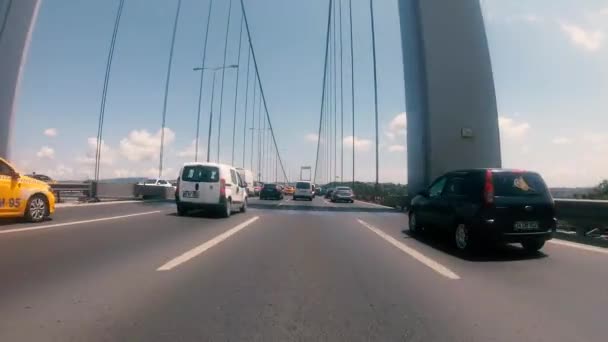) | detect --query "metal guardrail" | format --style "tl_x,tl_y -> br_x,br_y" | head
50,182 -> 92,202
